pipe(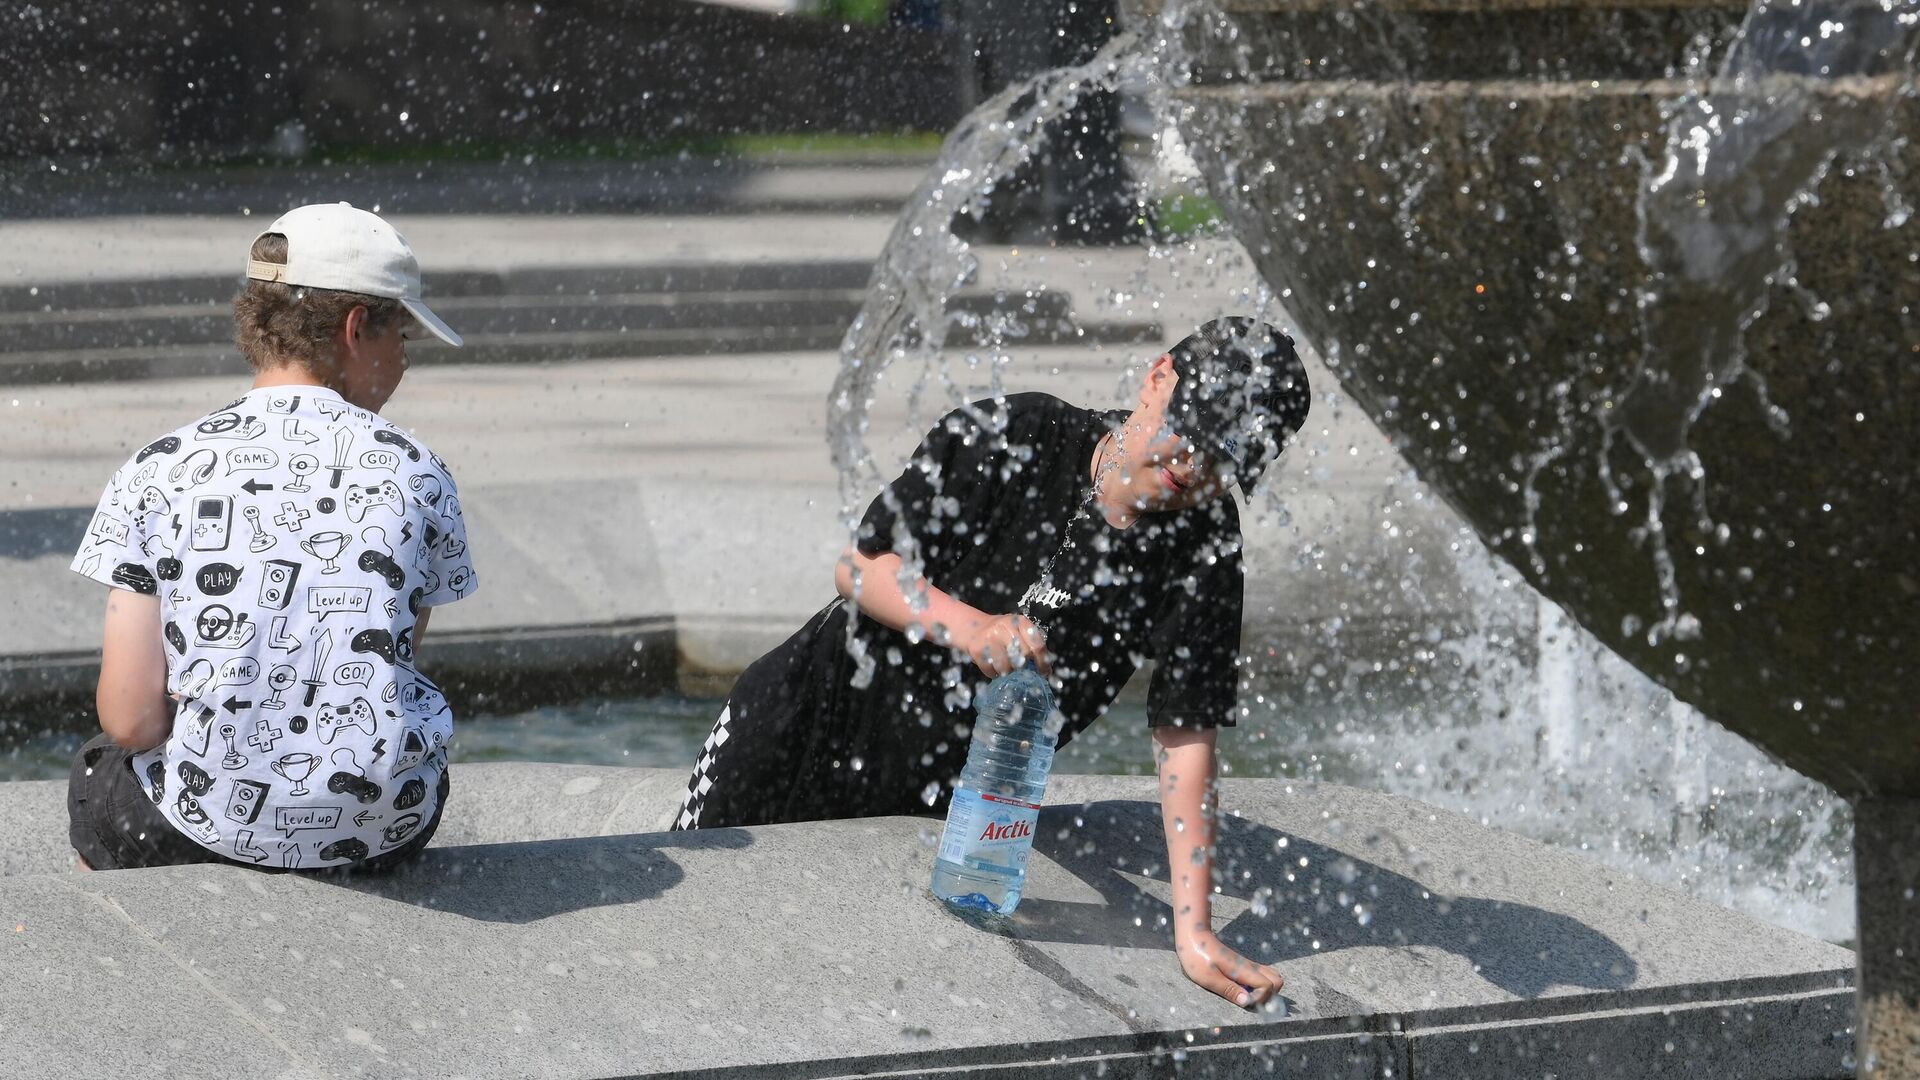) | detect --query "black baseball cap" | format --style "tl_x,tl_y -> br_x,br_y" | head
1164,317 -> 1312,494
